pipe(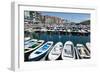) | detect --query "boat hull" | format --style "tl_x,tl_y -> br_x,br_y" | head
61,41 -> 75,60
28,41 -> 53,61
48,42 -> 63,60
76,44 -> 90,59
29,51 -> 48,61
